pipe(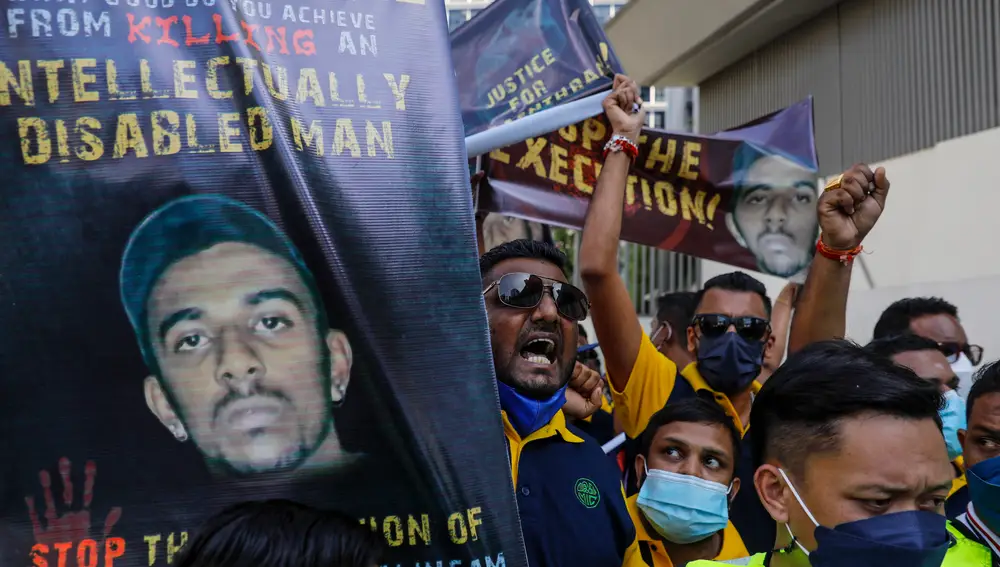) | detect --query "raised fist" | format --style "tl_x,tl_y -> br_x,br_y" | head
818,164 -> 890,250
